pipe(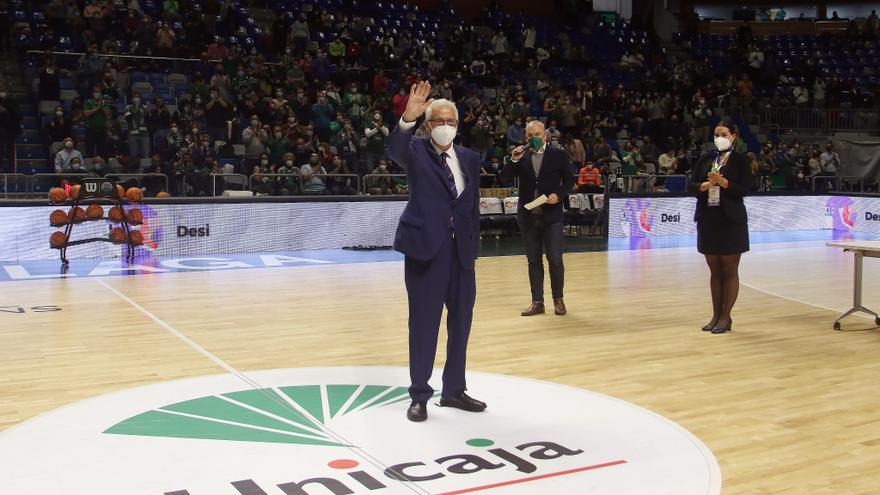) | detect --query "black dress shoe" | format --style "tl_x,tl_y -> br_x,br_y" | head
439,392 -> 487,412
702,318 -> 718,332
711,320 -> 732,334
407,401 -> 427,422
